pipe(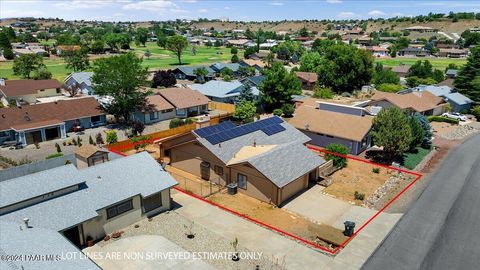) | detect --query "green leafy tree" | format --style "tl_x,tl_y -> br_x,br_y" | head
259,62 -> 301,111
135,27 -> 149,46
105,130 -> 118,144
471,106 -> 480,121
2,47 -> 14,60
432,69 -> 444,83
325,143 -> 350,168
281,103 -> 294,117
372,70 -> 400,85
156,31 -> 167,49
377,83 -> 404,93
91,53 -> 148,122
91,39 -> 105,54
299,52 -> 322,72
231,54 -> 239,63
32,66 -> 52,80
313,86 -> 334,99
454,45 -> 480,101
12,54 -> 44,78
234,100 -> 256,123
316,45 -> 374,93
166,35 -> 188,65
239,85 -> 255,102
193,67 -> 209,83
63,49 -> 90,72
371,108 -> 413,161
407,60 -> 434,78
